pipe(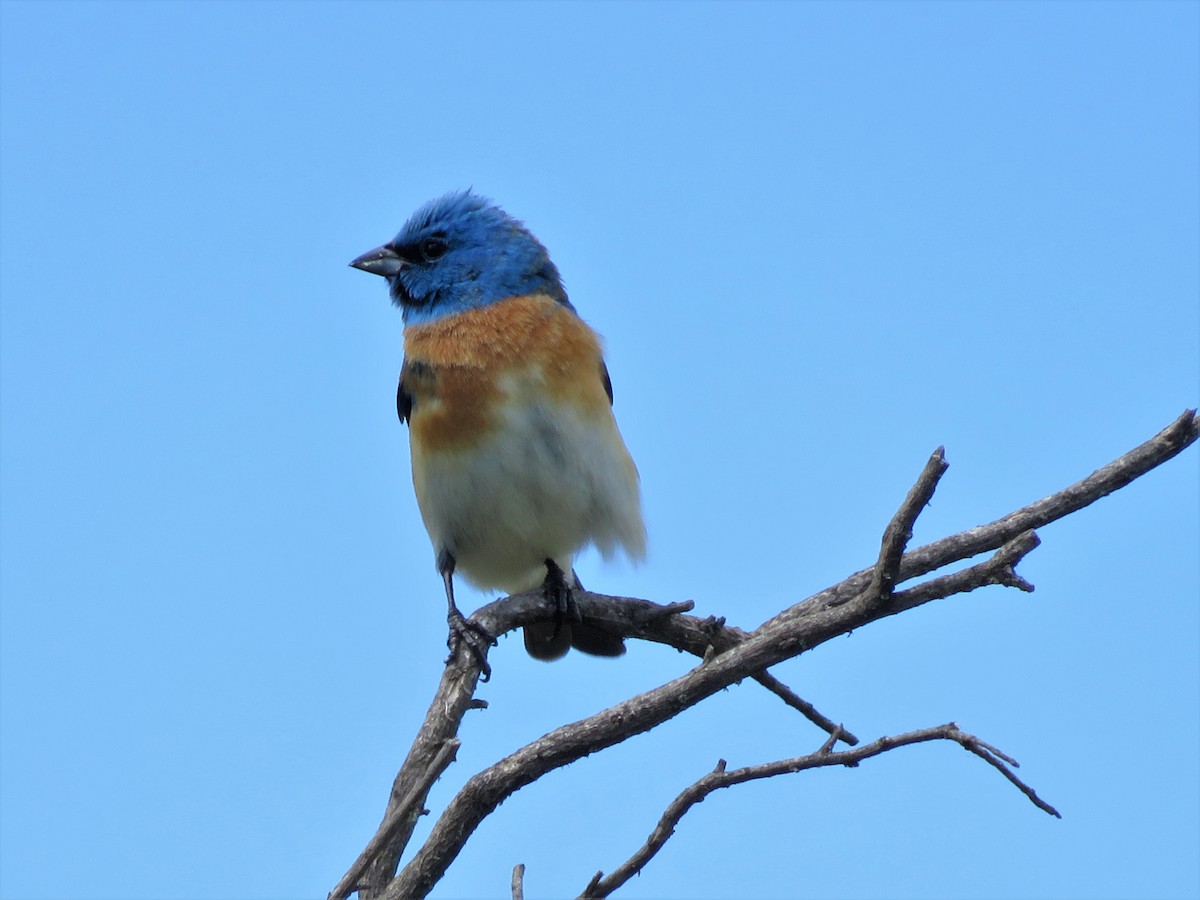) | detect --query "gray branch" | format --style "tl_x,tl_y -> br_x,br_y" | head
331,409 -> 1198,900
580,722 -> 1058,898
